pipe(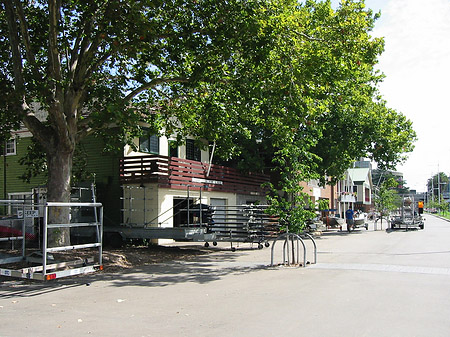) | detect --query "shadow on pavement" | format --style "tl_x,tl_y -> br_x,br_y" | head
0,248 -> 269,298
